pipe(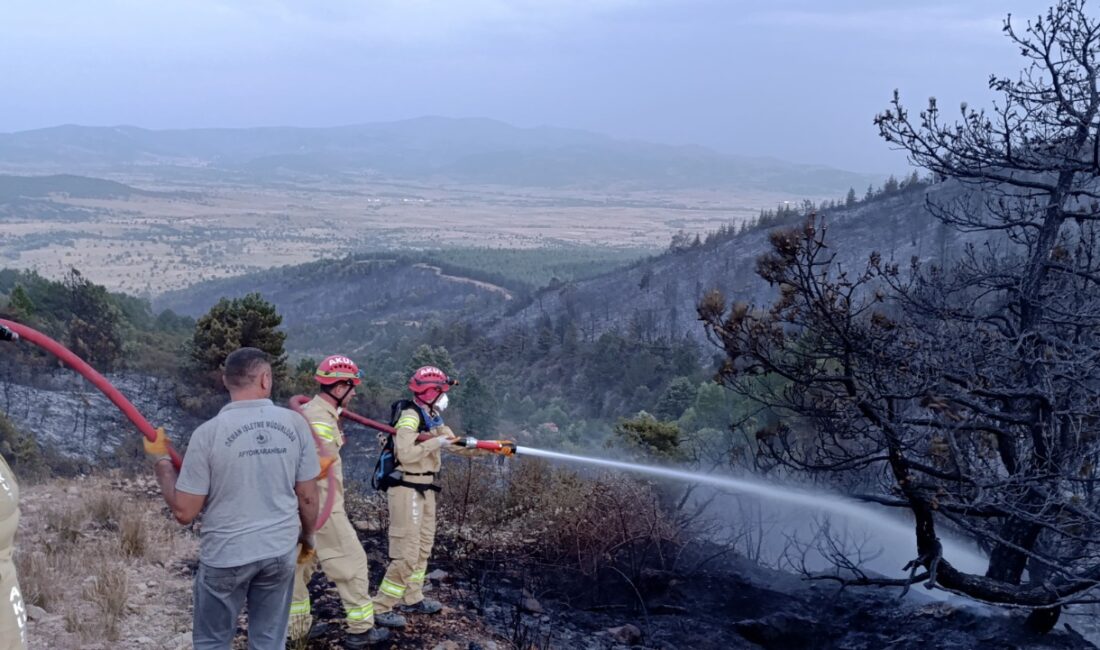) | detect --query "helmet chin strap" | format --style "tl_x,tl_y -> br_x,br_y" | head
414,393 -> 441,415
322,382 -> 353,410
